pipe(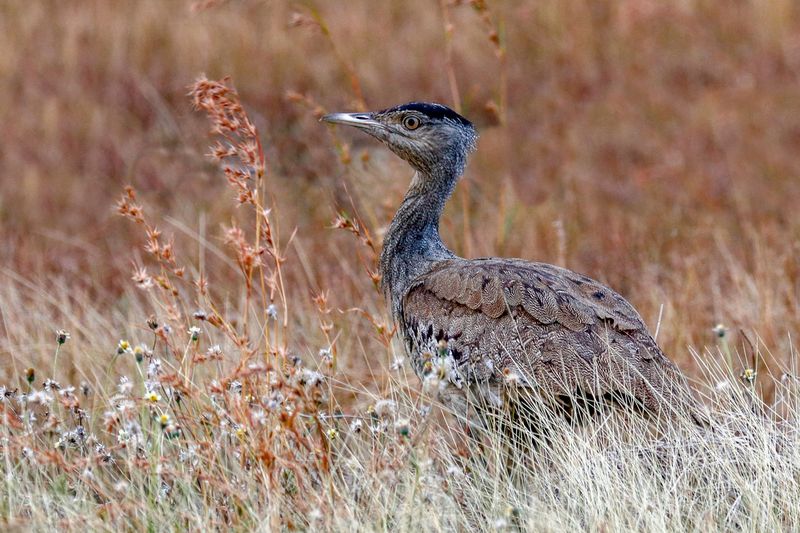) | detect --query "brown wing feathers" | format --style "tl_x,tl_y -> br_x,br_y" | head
415,259 -> 642,333
401,258 -> 705,424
